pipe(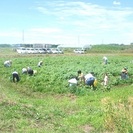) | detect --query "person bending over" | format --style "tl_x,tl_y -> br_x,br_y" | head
12,70 -> 20,82
4,60 -> 12,67
38,61 -> 43,67
84,72 -> 95,89
27,67 -> 34,76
